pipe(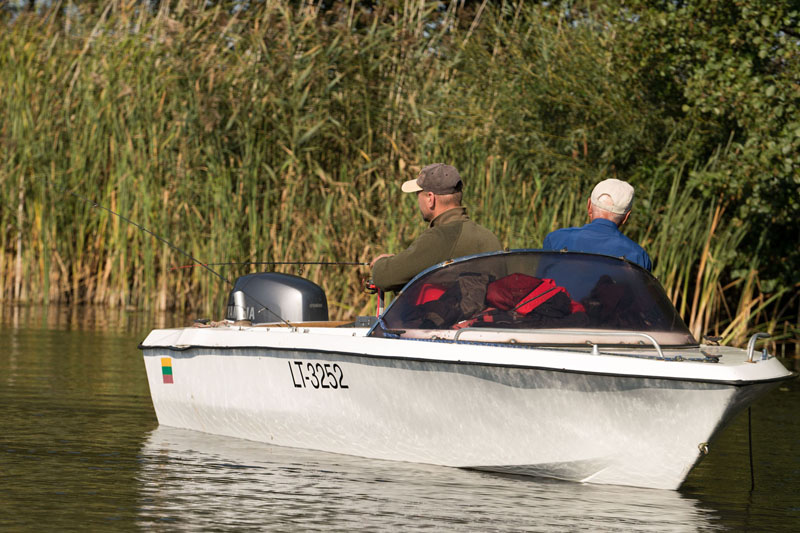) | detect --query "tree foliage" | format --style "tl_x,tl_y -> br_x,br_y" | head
600,0 -> 800,284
